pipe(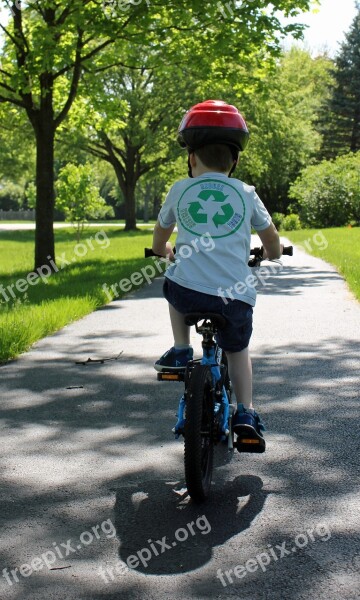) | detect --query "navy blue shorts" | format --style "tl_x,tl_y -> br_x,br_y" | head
163,278 -> 253,352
